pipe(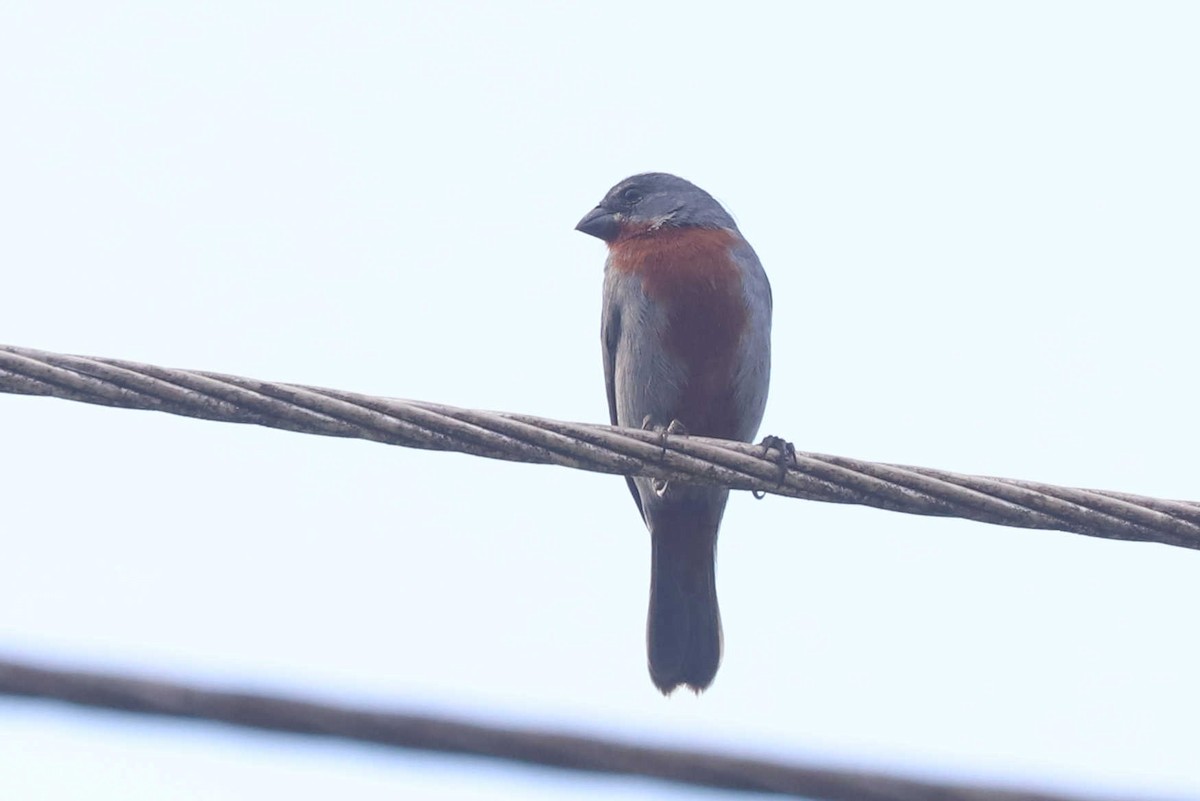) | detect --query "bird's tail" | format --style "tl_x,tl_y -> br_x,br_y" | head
646,505 -> 723,694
